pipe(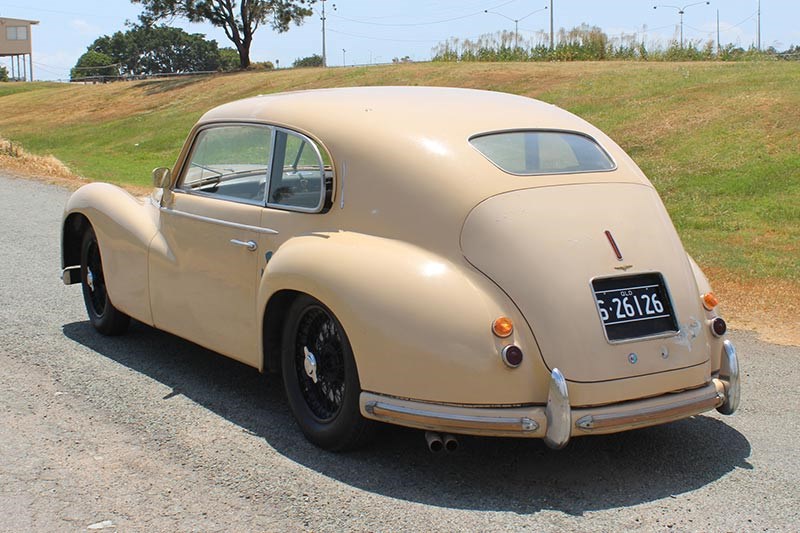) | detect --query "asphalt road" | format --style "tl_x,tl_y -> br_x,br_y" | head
1,173 -> 798,532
